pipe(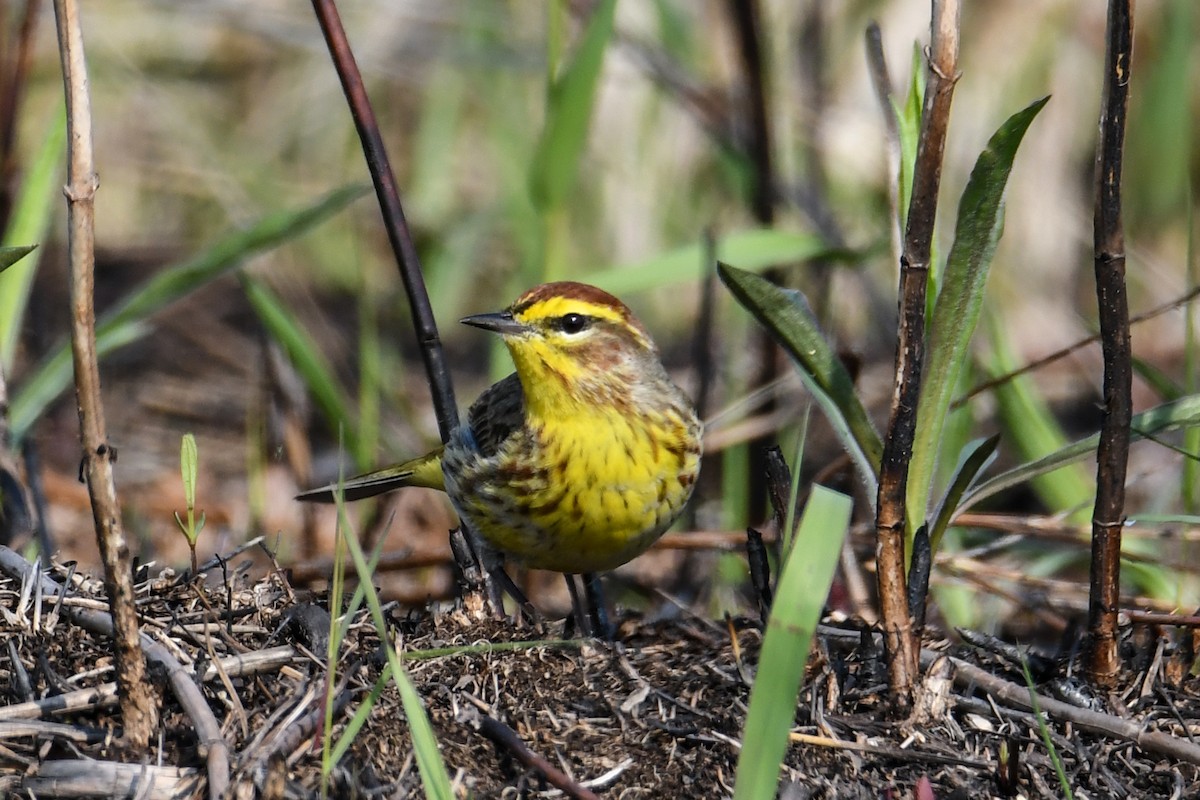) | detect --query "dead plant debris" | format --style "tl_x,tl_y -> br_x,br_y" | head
1,548 -> 1198,799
